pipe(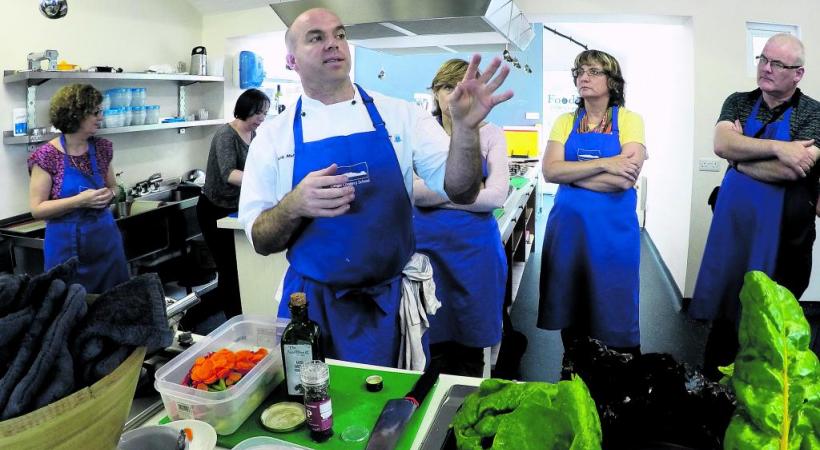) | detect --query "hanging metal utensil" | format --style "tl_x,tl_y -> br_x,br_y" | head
40,0 -> 68,19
